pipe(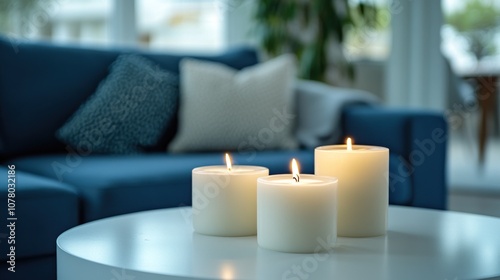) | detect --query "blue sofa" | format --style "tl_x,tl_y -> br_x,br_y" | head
0,37 -> 447,280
